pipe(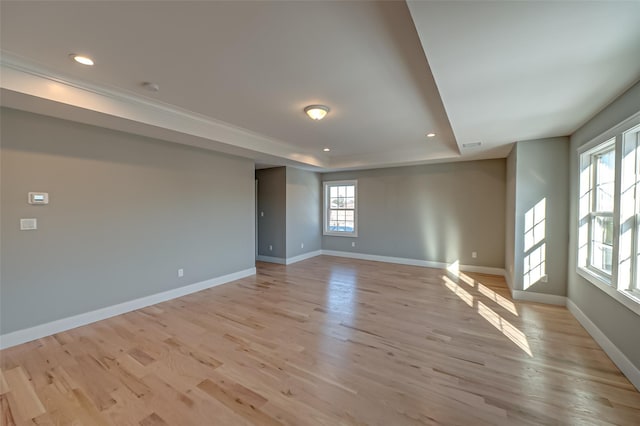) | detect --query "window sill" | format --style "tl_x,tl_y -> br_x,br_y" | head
323,232 -> 358,238
577,267 -> 640,316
